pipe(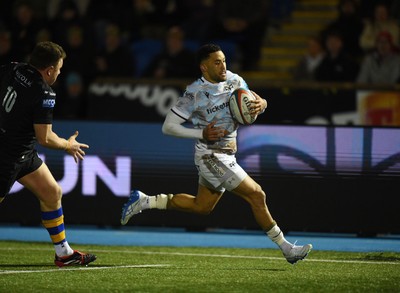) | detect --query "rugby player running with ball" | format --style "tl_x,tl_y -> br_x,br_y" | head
121,44 -> 312,264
